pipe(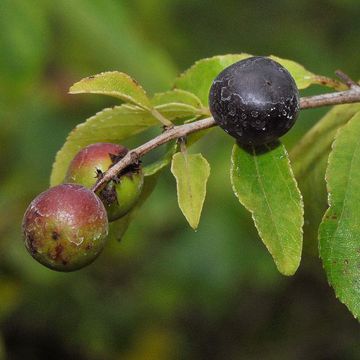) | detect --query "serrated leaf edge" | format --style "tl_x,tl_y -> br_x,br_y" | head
230,144 -> 304,276
69,71 -> 151,109
318,111 -> 360,319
